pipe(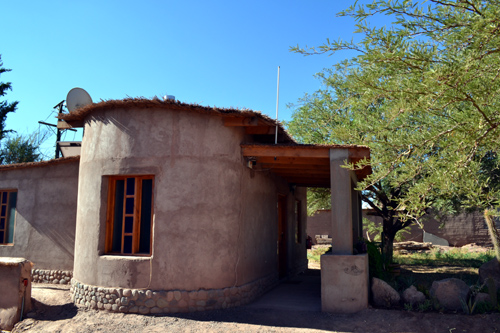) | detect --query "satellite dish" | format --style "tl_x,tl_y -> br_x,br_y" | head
66,88 -> 93,112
